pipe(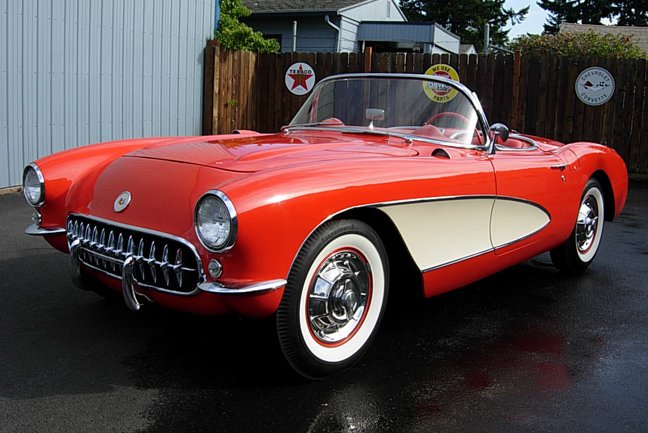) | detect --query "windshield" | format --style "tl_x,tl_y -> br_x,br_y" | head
289,75 -> 487,148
